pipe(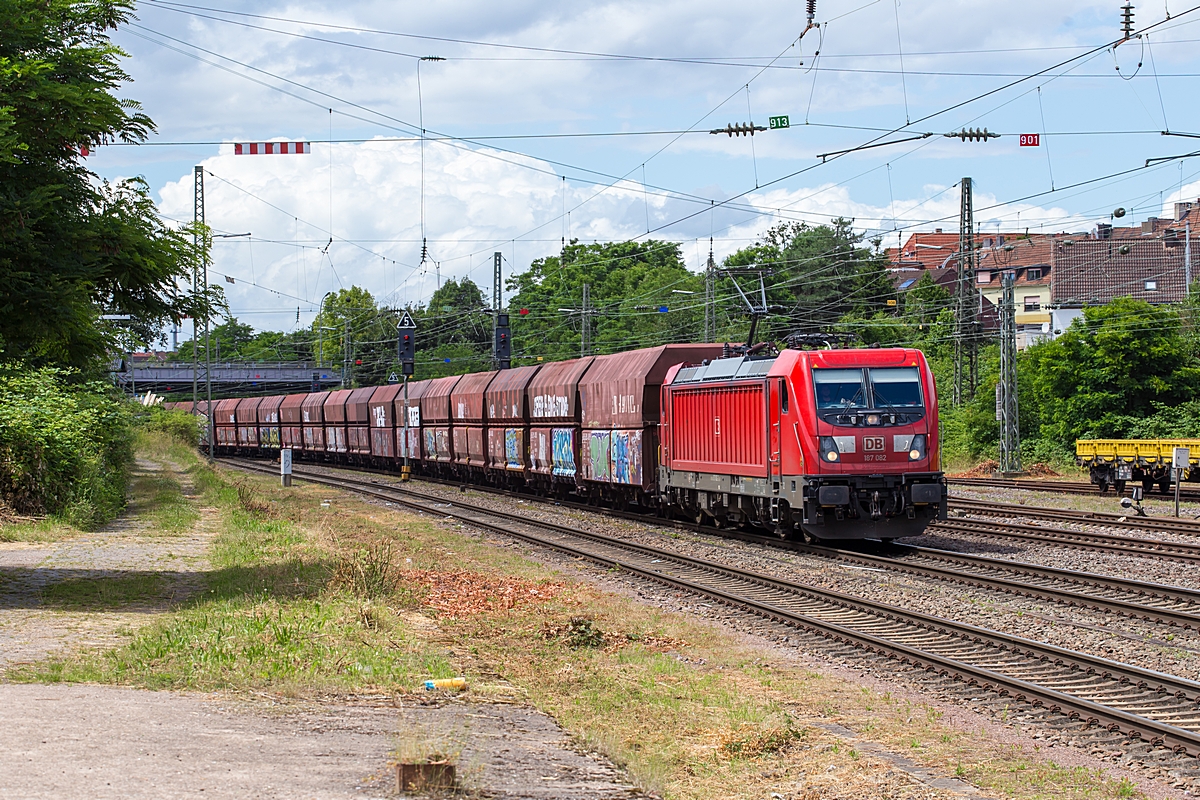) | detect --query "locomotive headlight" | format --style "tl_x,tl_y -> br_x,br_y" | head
819,436 -> 840,462
908,434 -> 927,461
866,414 -> 881,426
